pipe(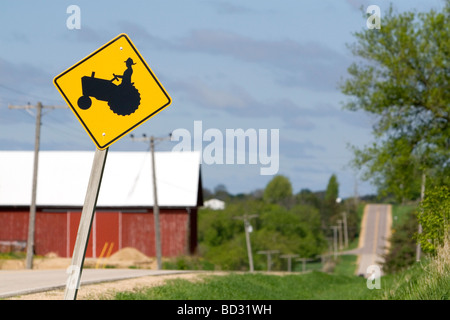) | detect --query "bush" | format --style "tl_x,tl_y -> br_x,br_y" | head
383,207 -> 418,274
416,185 -> 450,255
